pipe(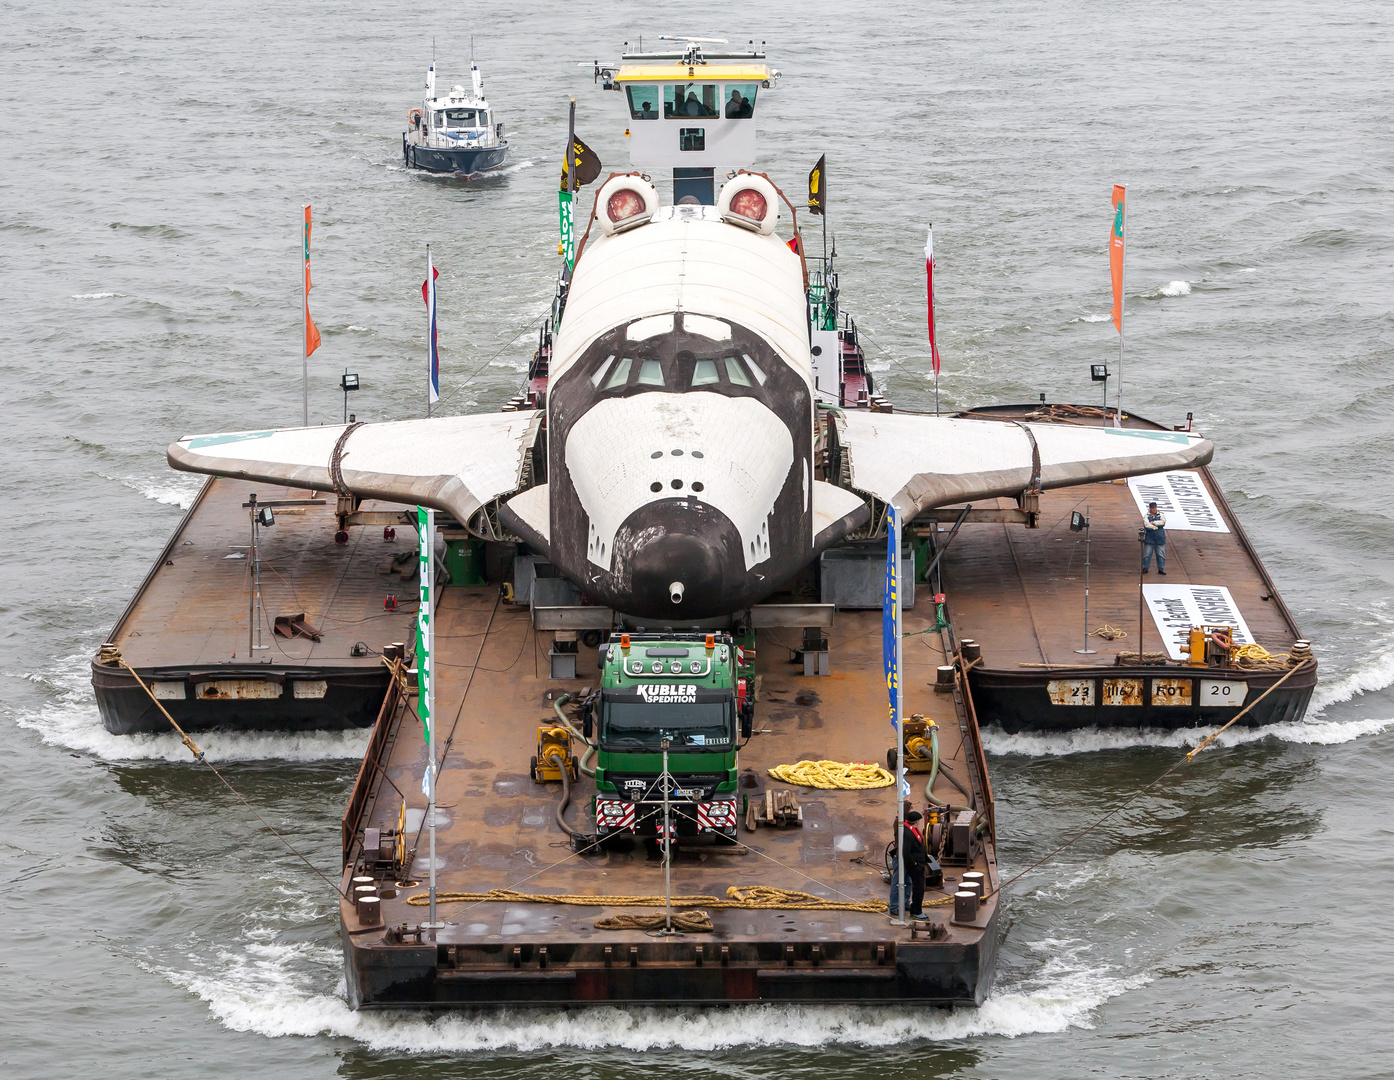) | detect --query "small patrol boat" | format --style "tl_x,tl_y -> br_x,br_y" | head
403,60 -> 508,176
